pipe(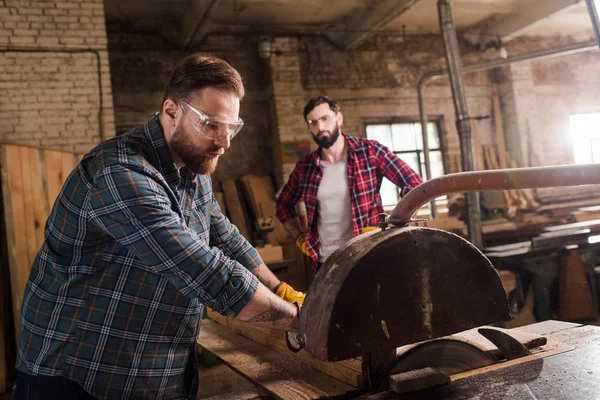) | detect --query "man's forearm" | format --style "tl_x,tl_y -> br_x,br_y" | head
251,263 -> 281,291
235,283 -> 298,330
